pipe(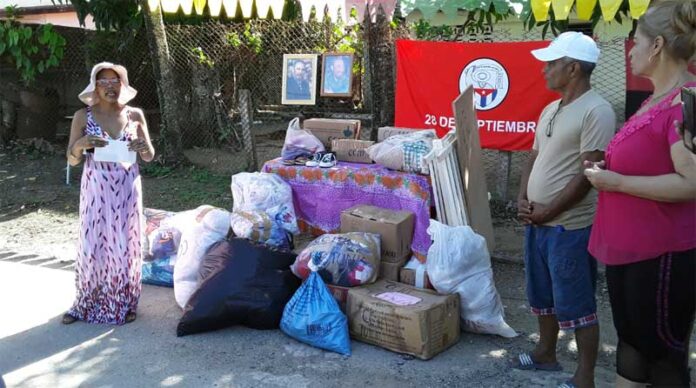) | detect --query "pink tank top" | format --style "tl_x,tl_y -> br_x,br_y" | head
589,82 -> 696,265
